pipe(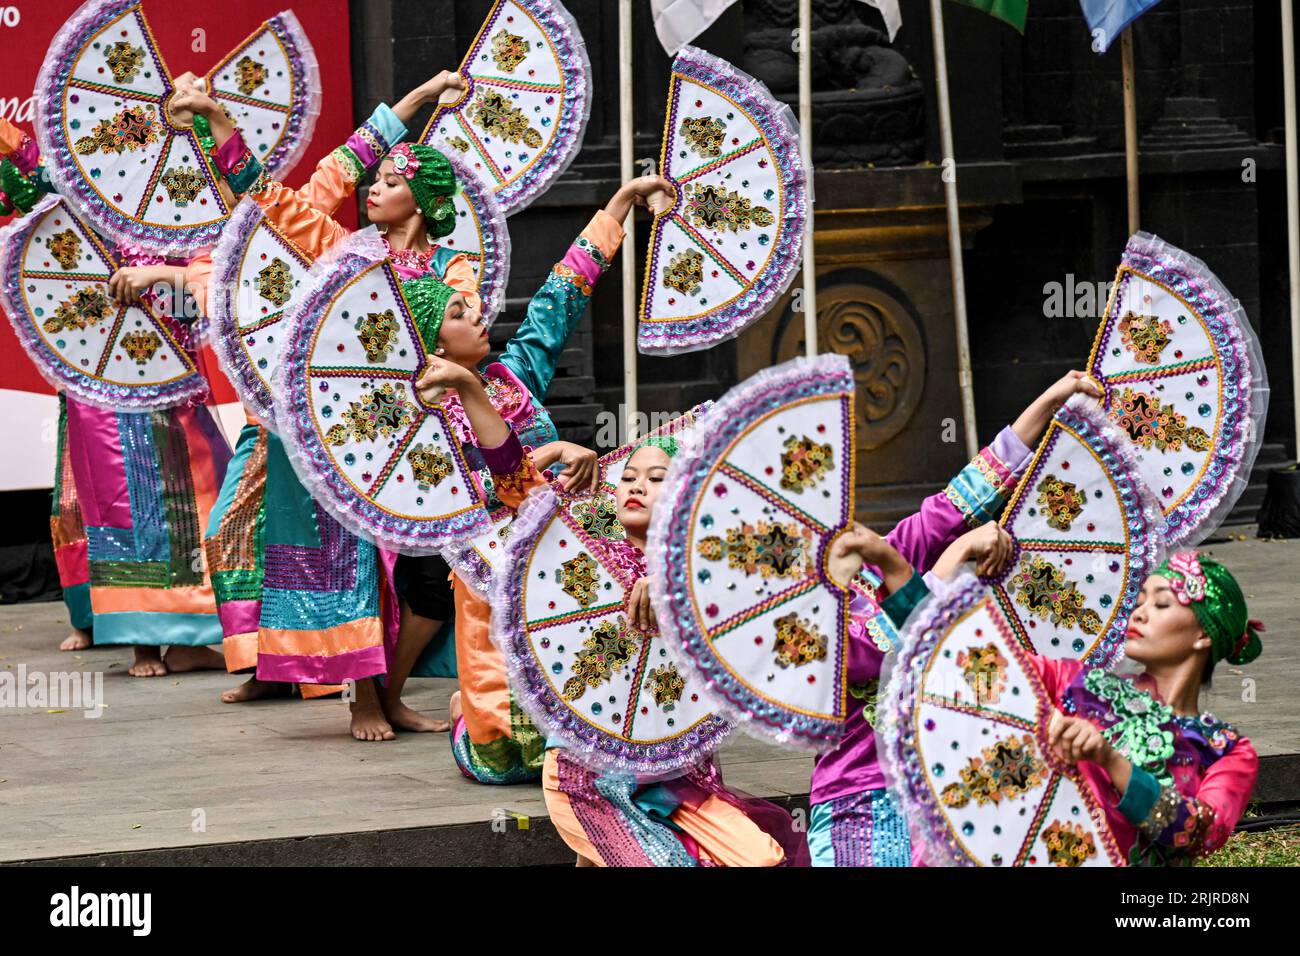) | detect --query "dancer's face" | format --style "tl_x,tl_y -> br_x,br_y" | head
366,160 -> 419,225
435,293 -> 489,367
614,446 -> 671,542
1123,574 -> 1208,669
